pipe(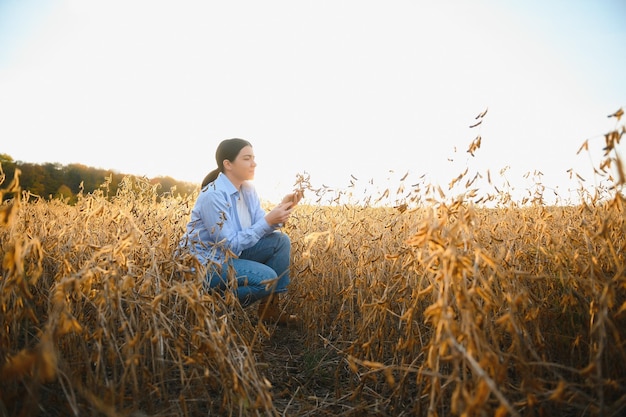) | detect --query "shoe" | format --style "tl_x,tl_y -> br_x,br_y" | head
257,294 -> 299,326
